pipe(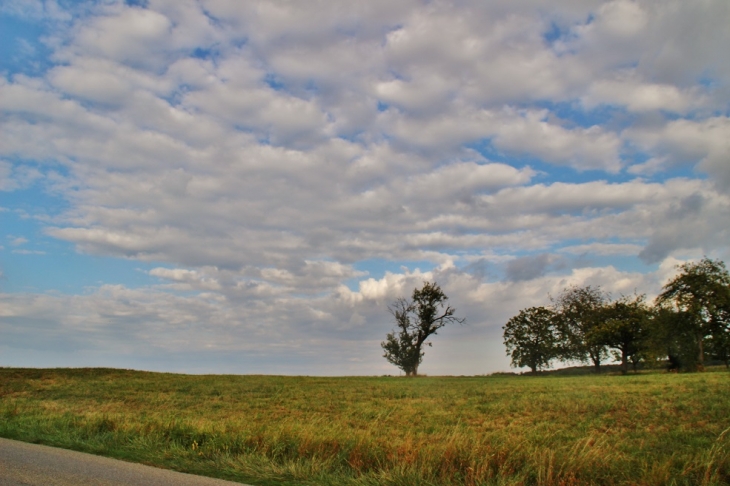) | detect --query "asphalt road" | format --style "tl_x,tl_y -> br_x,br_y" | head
0,438 -> 249,486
